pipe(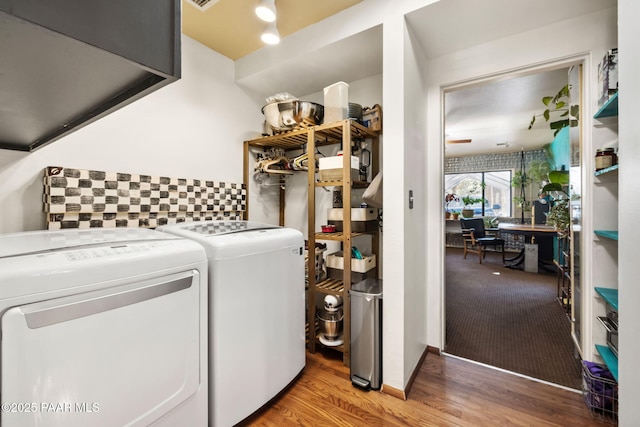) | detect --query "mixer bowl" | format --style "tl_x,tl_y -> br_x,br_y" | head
317,309 -> 343,340
262,100 -> 324,132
